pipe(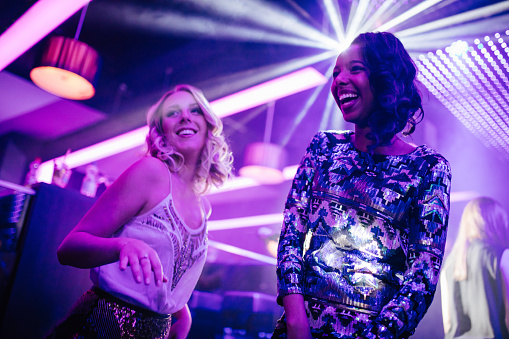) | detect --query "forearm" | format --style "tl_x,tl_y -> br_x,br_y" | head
282,294 -> 312,339
169,304 -> 192,339
57,231 -> 130,268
